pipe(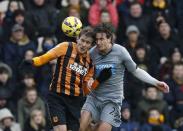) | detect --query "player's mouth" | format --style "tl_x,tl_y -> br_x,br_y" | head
97,45 -> 103,50
79,47 -> 86,53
